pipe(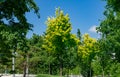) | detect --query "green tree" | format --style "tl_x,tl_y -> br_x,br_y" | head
43,8 -> 79,76
0,0 -> 39,25
77,29 -> 82,42
0,0 -> 39,49
96,0 -> 120,76
78,34 -> 97,77
15,34 -> 46,74
0,0 -> 39,76
97,0 -> 120,63
28,34 -> 45,74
